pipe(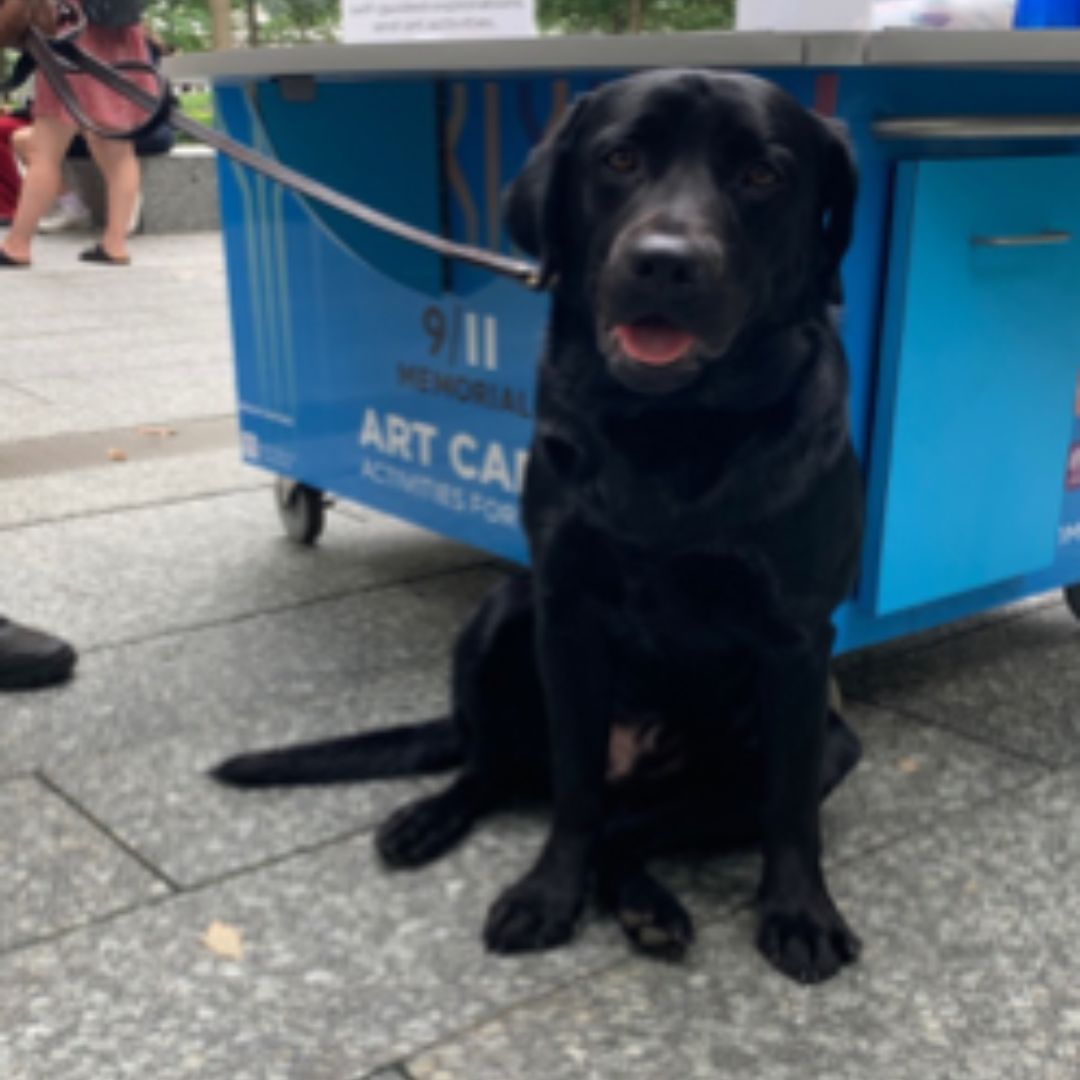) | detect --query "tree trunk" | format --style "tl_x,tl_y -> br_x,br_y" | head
629,0 -> 644,32
246,0 -> 259,46
209,0 -> 232,50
